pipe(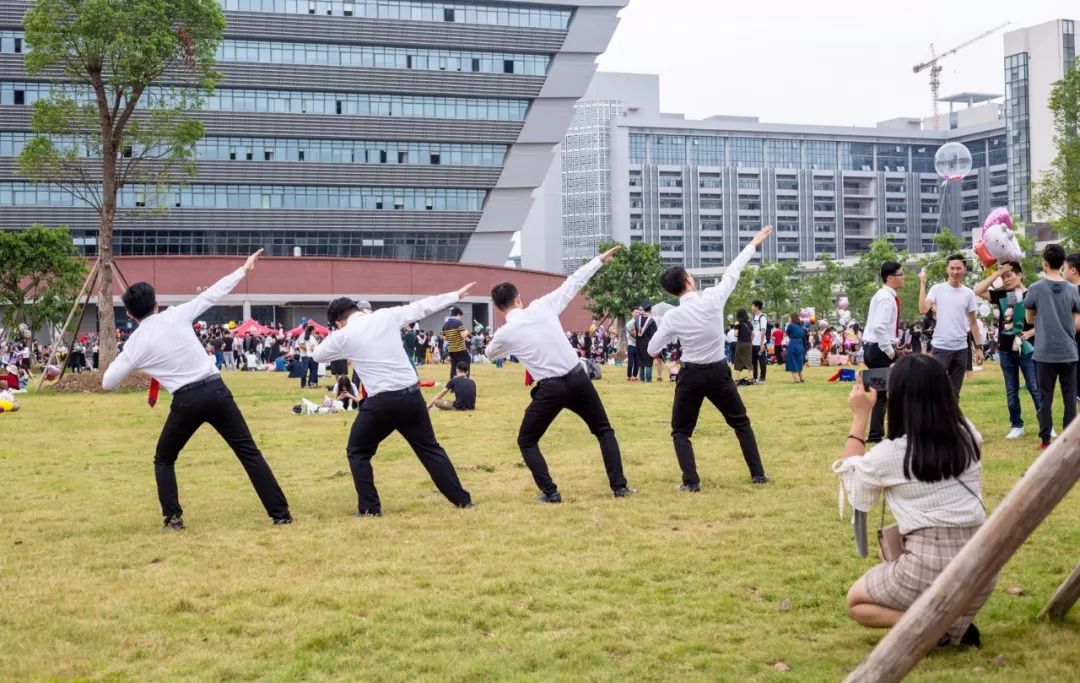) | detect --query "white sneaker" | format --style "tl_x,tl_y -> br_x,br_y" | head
1005,427 -> 1025,439
1051,428 -> 1058,438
